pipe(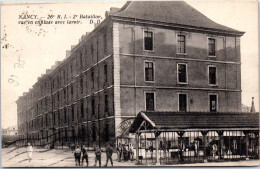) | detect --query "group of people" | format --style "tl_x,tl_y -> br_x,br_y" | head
26,142 -> 134,166
73,144 -> 114,167
116,143 -> 134,162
